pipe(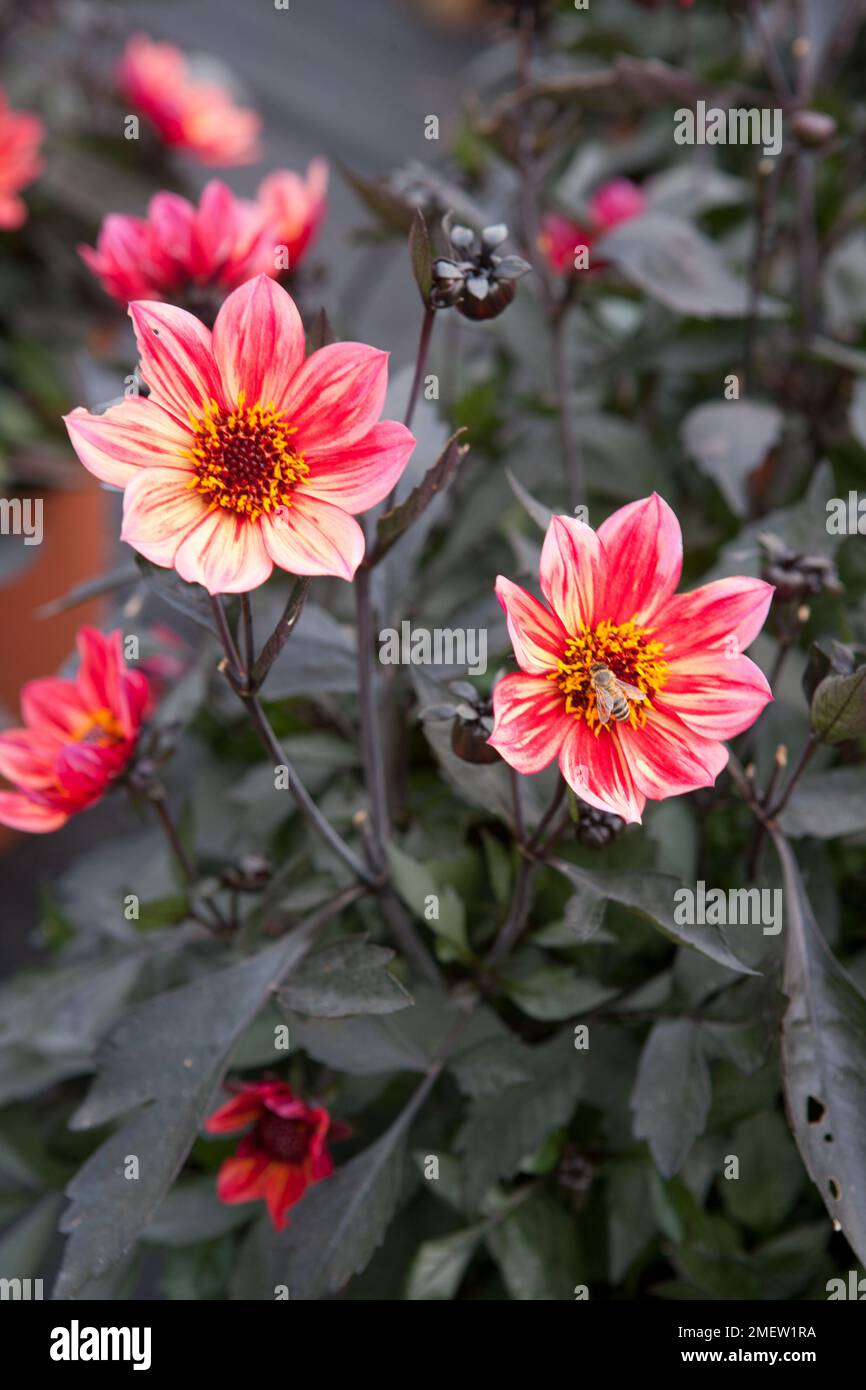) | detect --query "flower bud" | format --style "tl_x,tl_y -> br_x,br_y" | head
575,803 -> 625,848
791,110 -> 837,149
